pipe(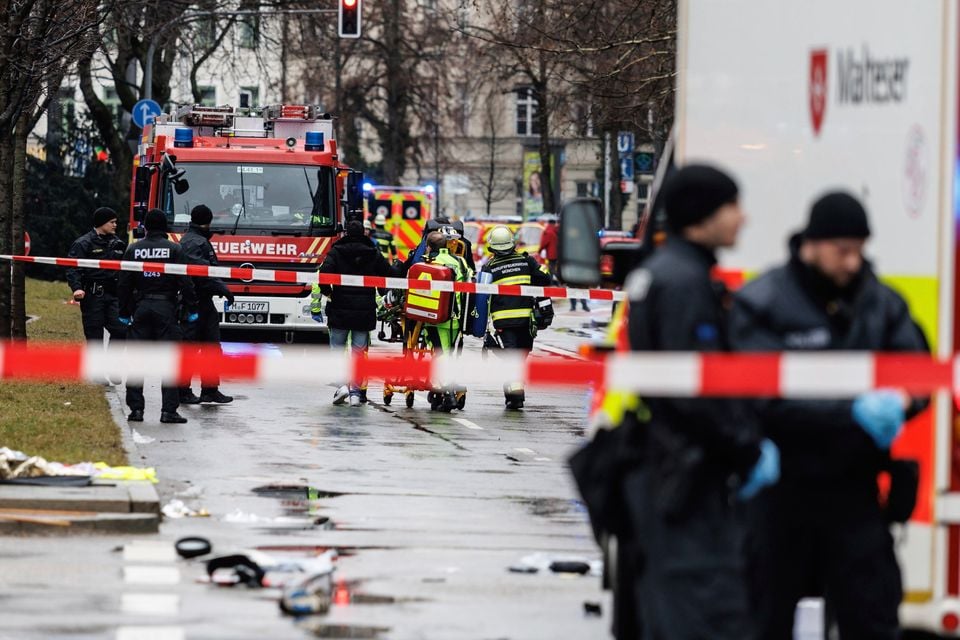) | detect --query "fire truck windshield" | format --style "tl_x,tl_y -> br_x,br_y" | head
161,162 -> 335,232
